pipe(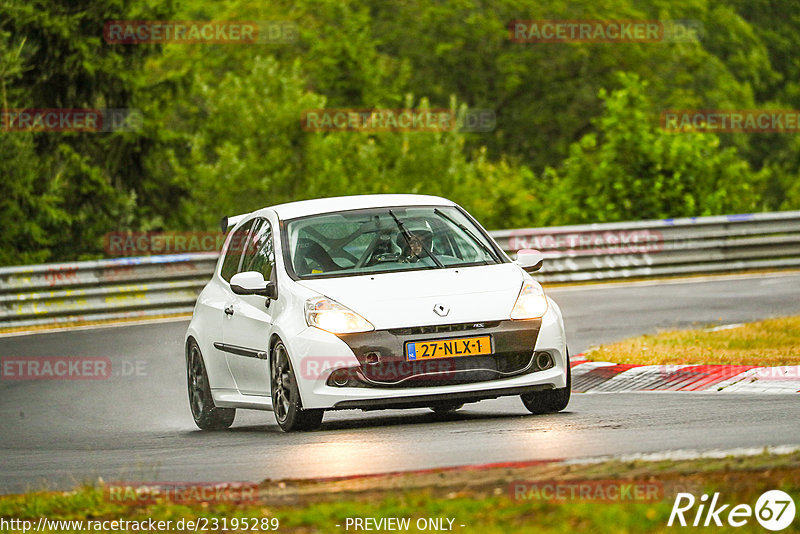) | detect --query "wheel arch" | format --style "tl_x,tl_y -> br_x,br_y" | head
268,332 -> 312,408
185,335 -> 199,365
